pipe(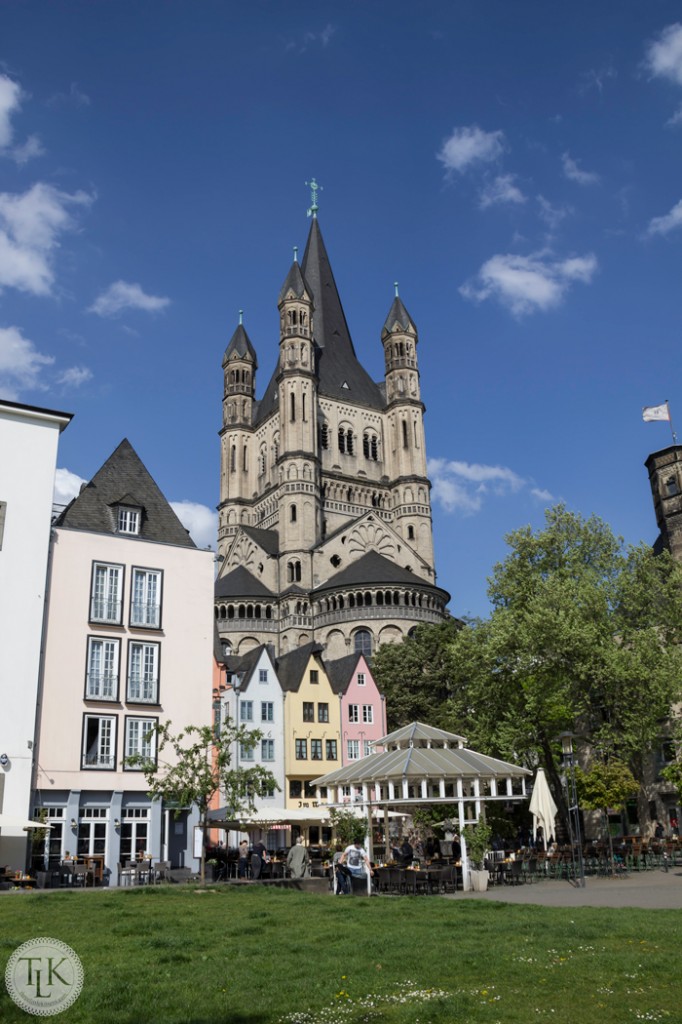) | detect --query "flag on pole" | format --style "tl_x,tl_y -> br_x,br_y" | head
643,403 -> 670,422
